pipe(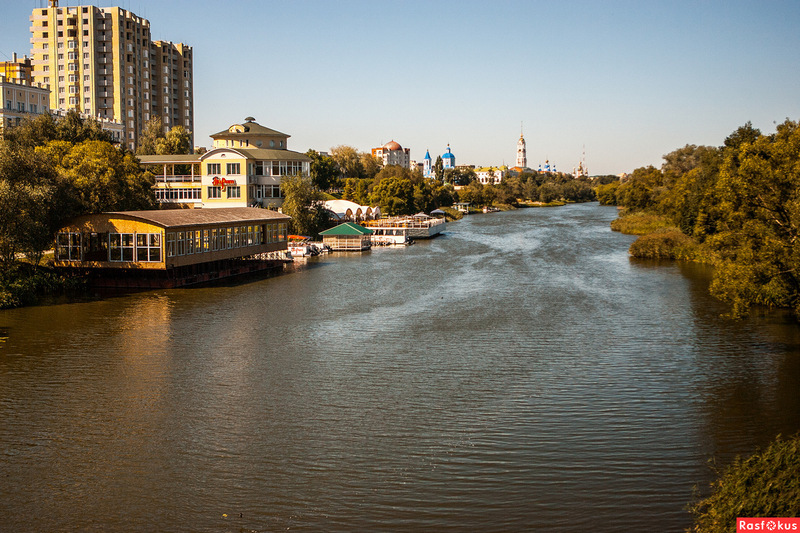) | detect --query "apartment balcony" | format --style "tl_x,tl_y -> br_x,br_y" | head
152,175 -> 201,184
